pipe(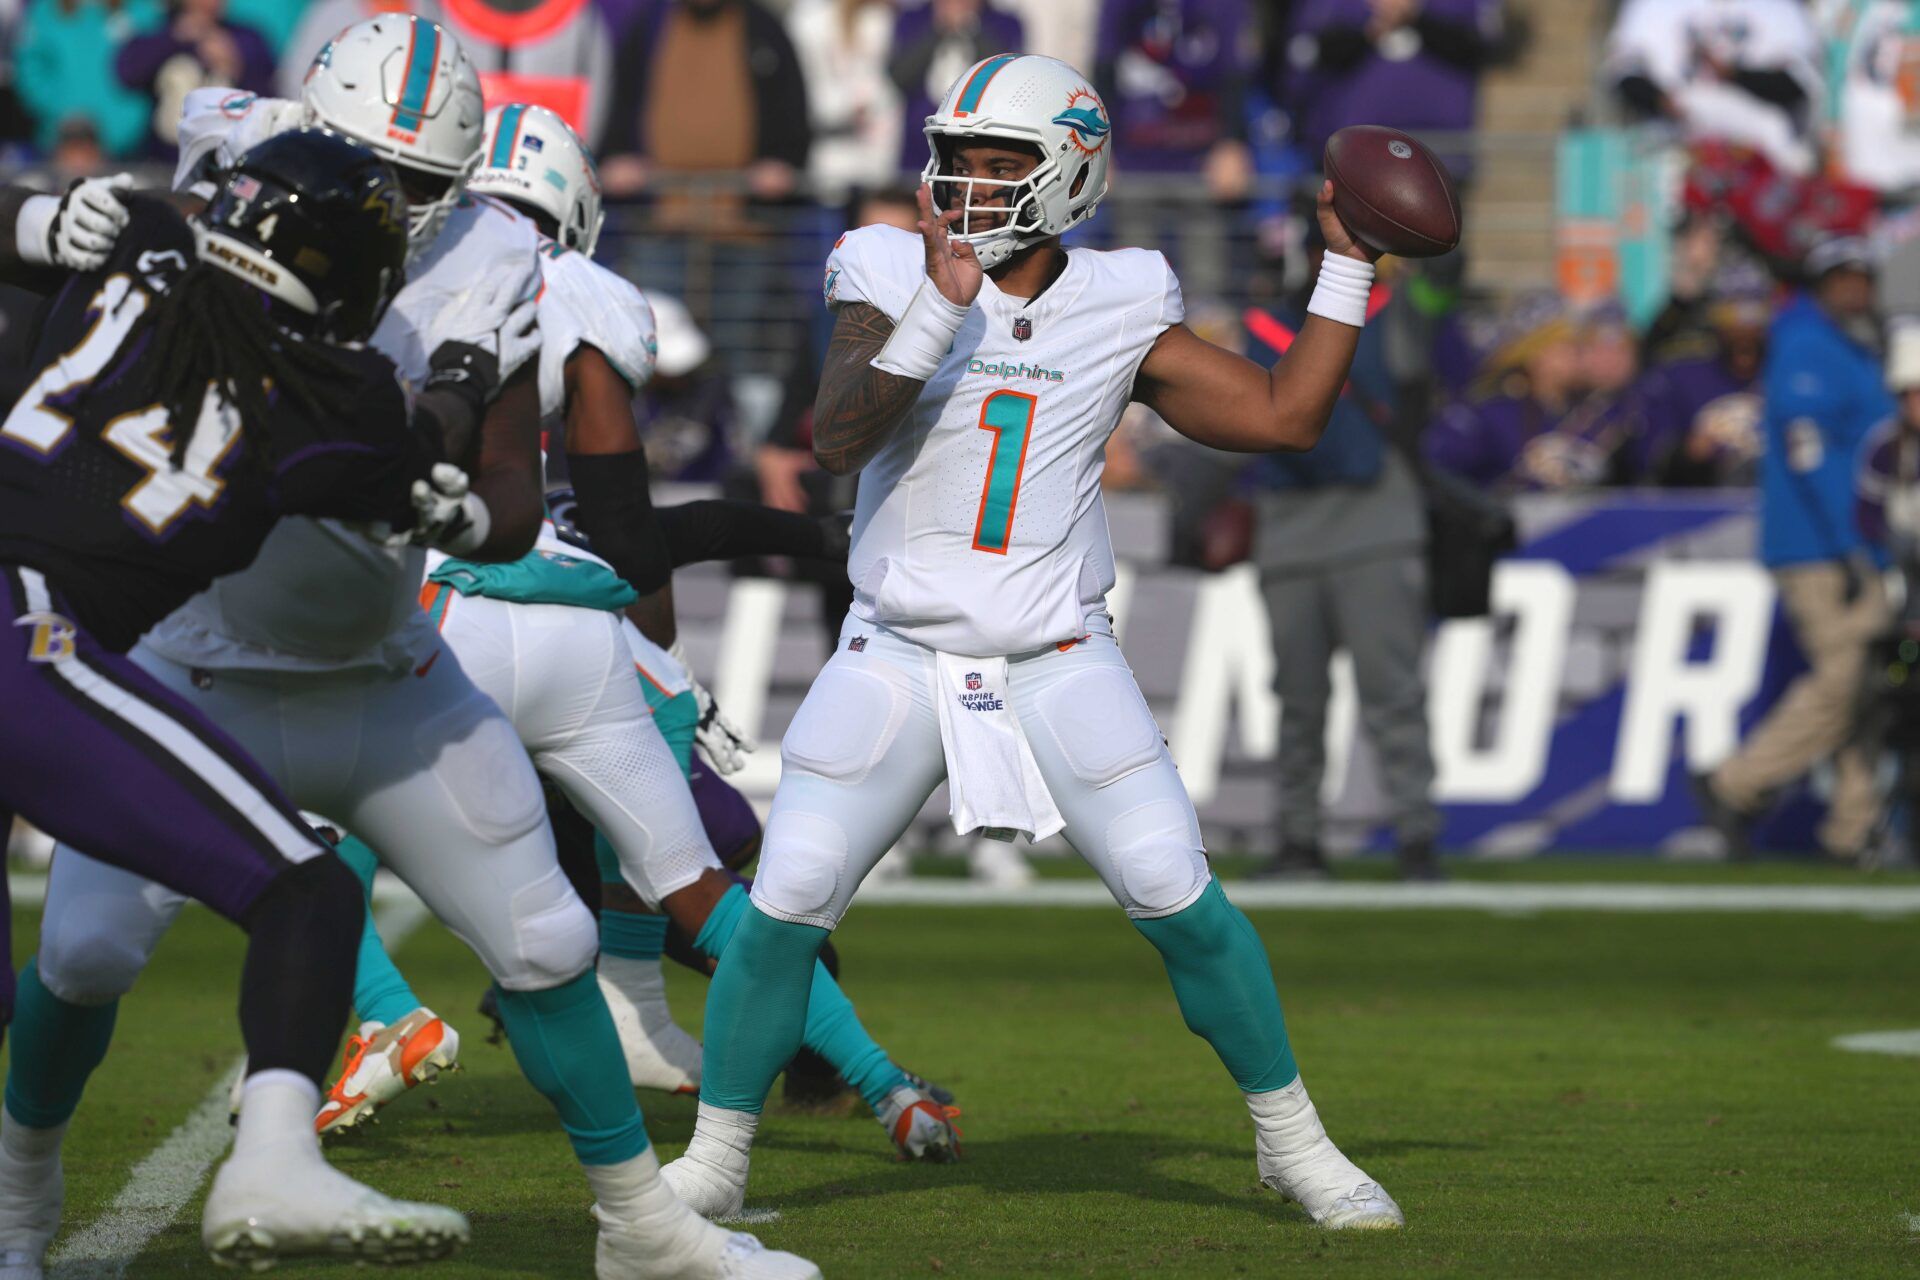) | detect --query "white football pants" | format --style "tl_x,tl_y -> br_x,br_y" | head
752,616 -> 1211,929
433,589 -> 717,906
37,638 -> 597,1004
